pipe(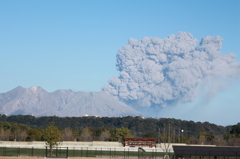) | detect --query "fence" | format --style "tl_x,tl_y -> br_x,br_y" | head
0,146 -> 174,158
173,146 -> 240,159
